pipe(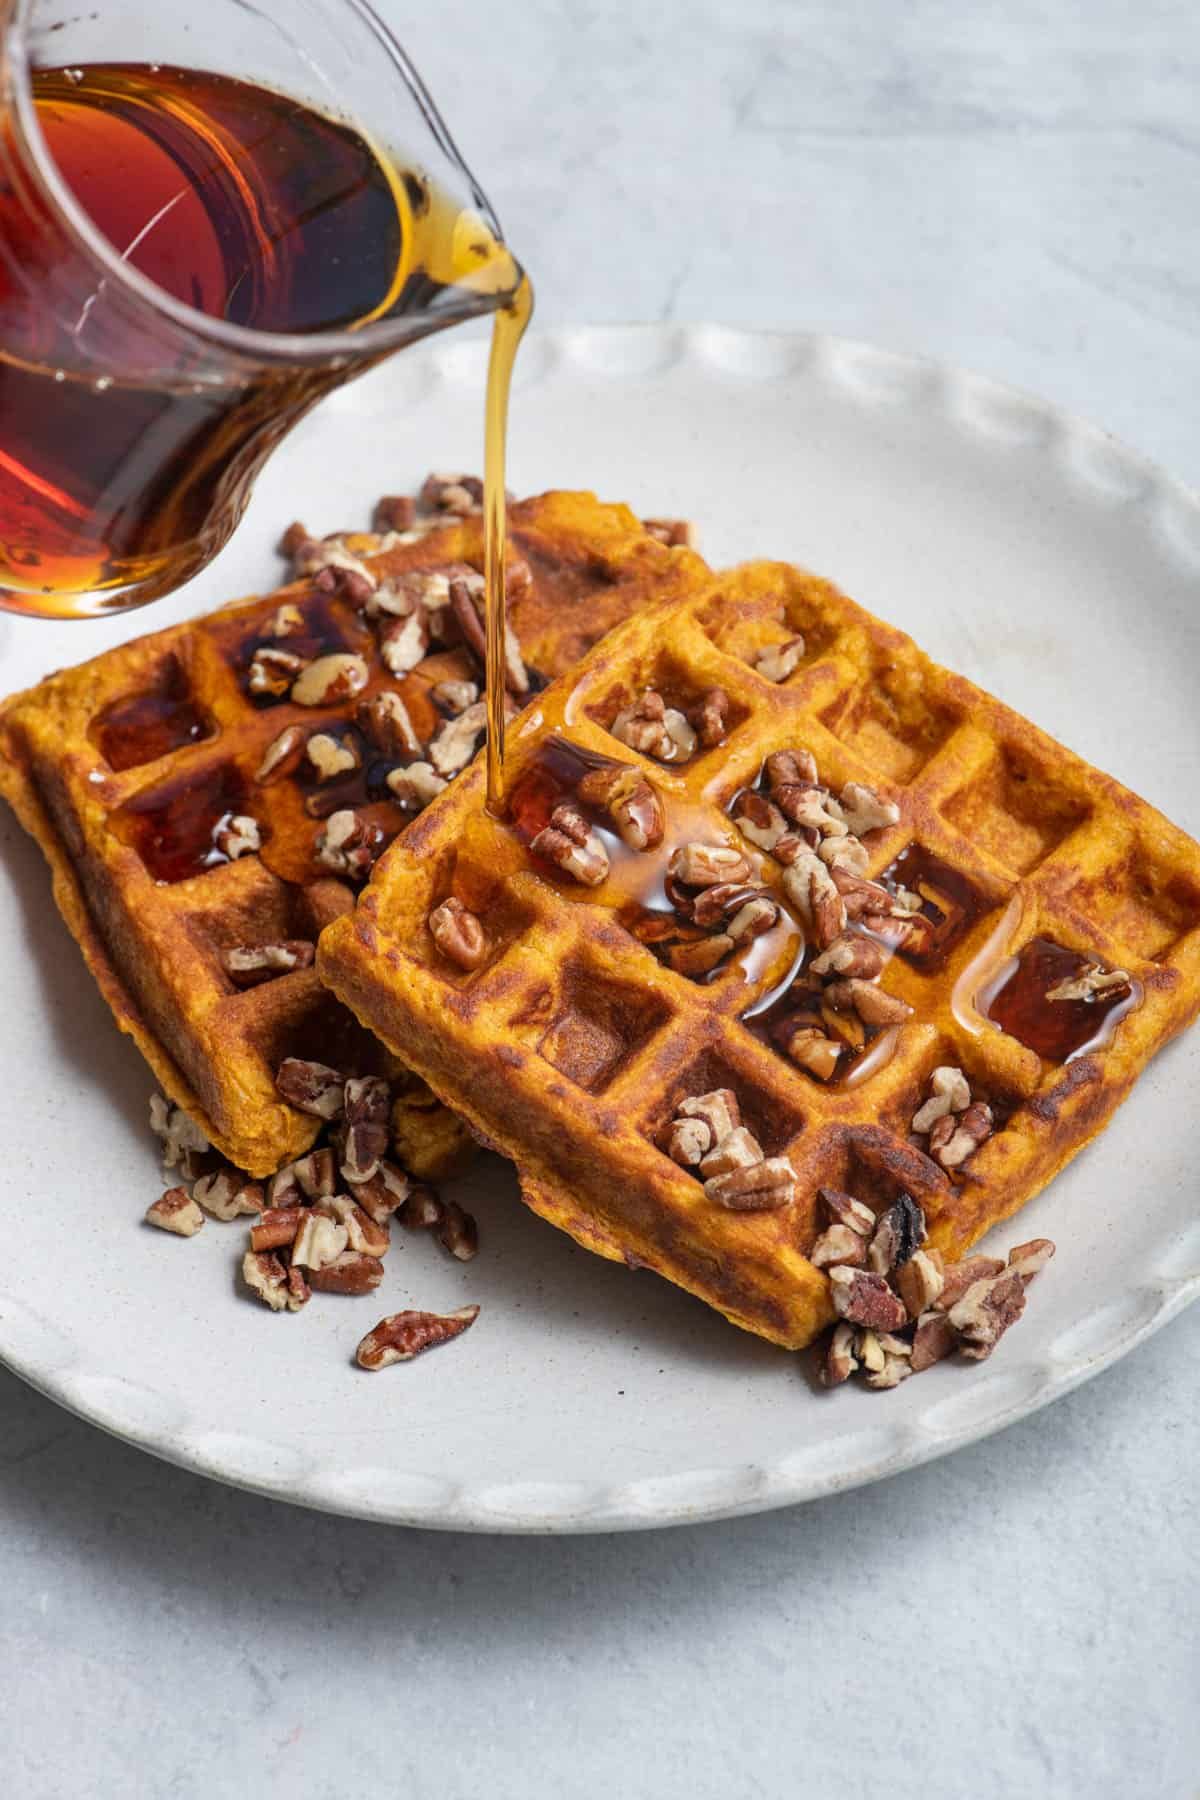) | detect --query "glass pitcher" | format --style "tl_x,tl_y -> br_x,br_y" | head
0,0 -> 524,617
